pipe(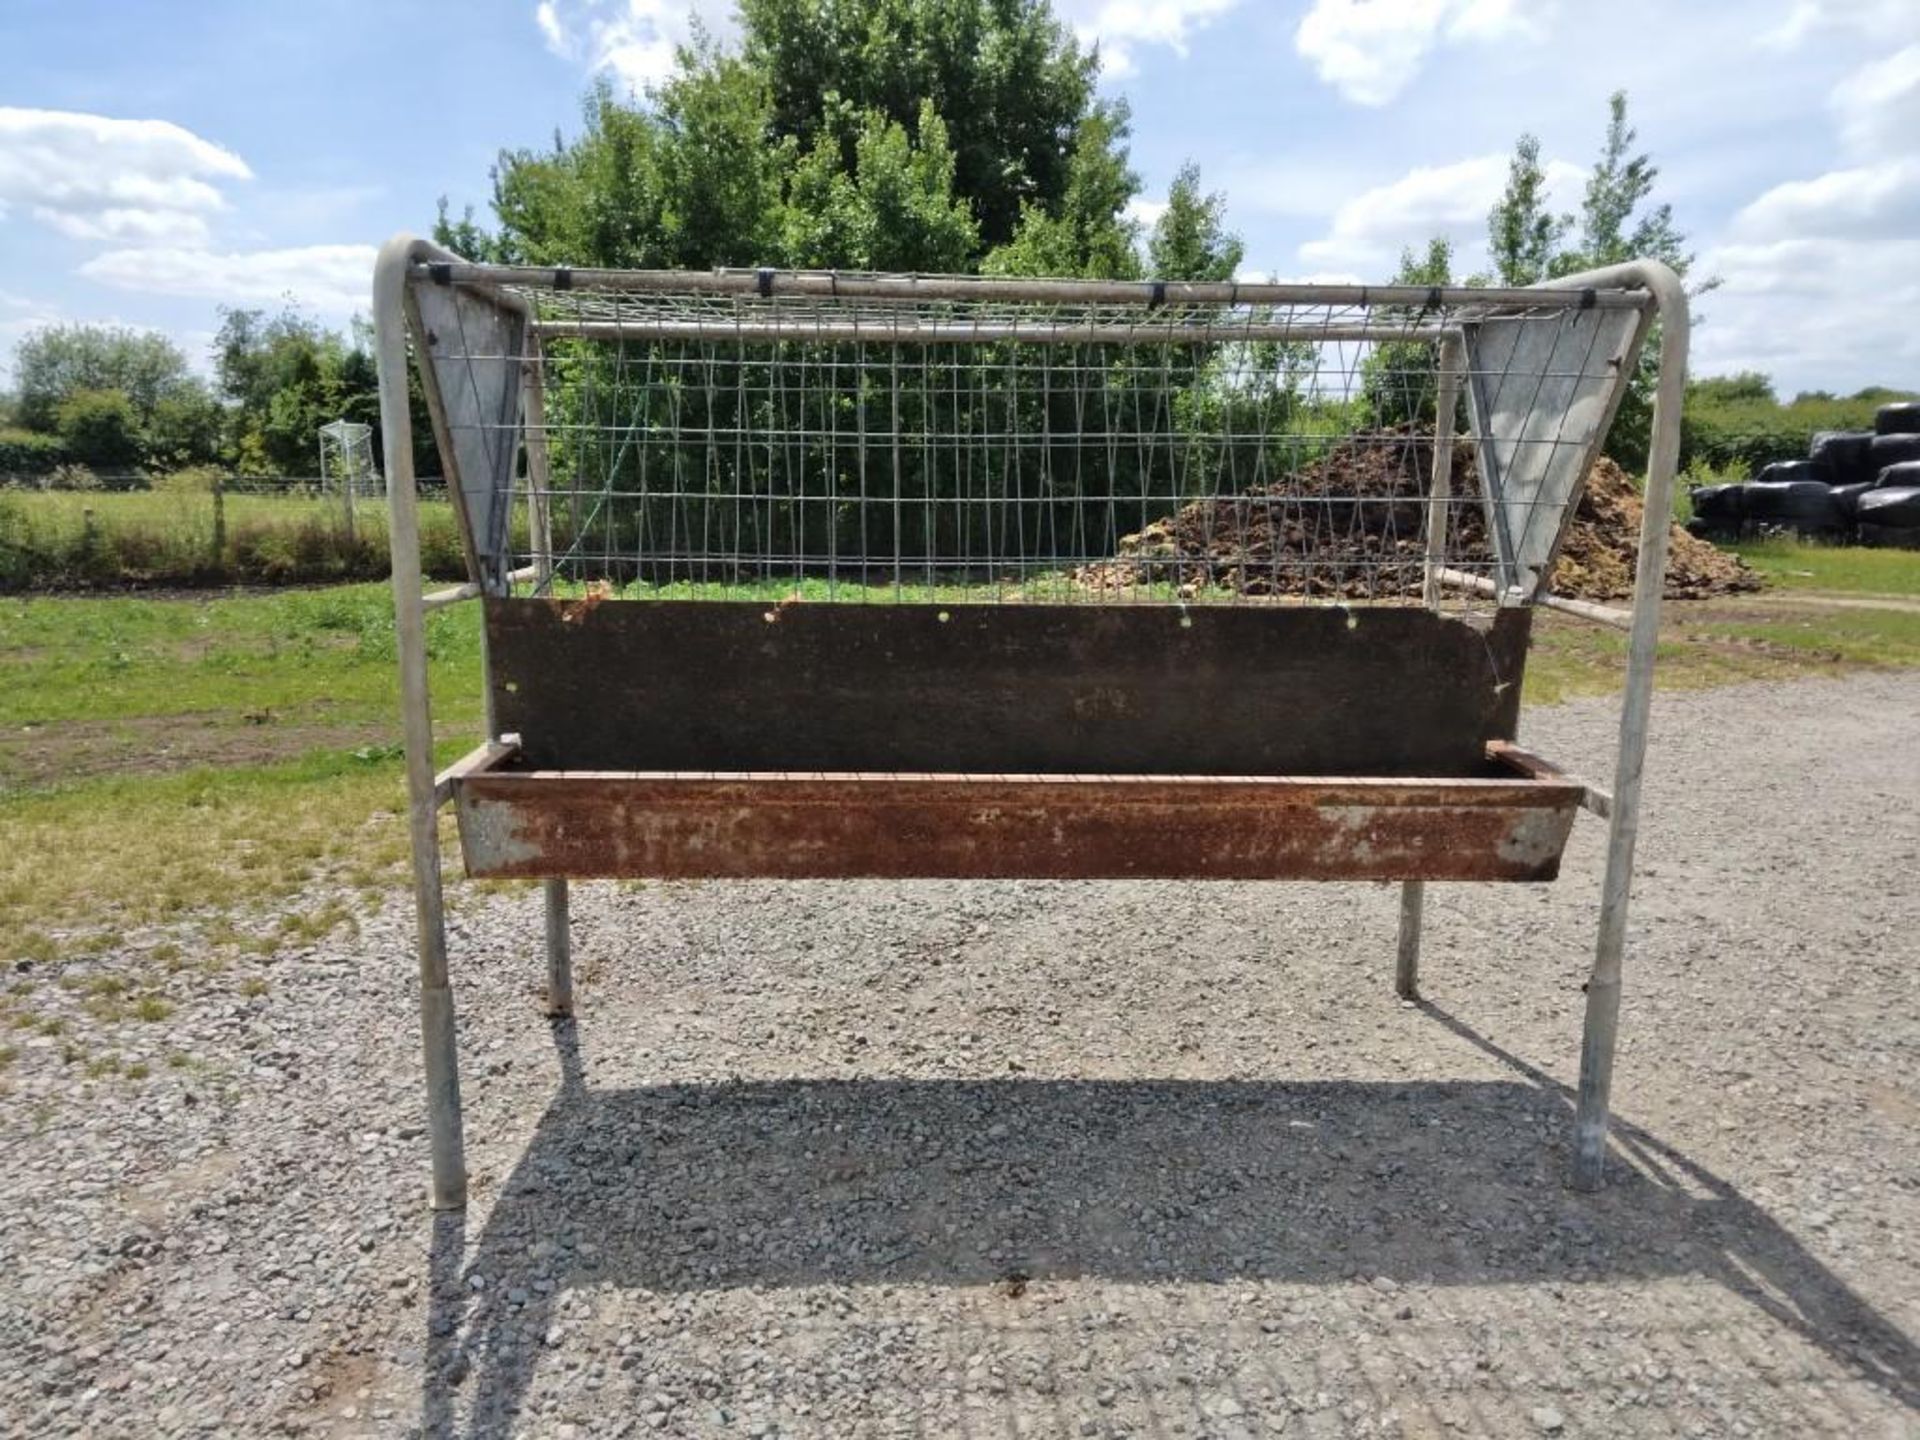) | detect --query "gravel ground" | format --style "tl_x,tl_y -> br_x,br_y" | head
3,671 -> 1918,1438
